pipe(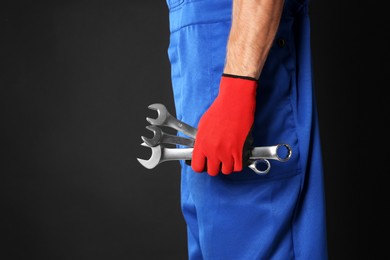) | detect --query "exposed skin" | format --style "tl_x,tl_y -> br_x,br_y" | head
223,0 -> 285,79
